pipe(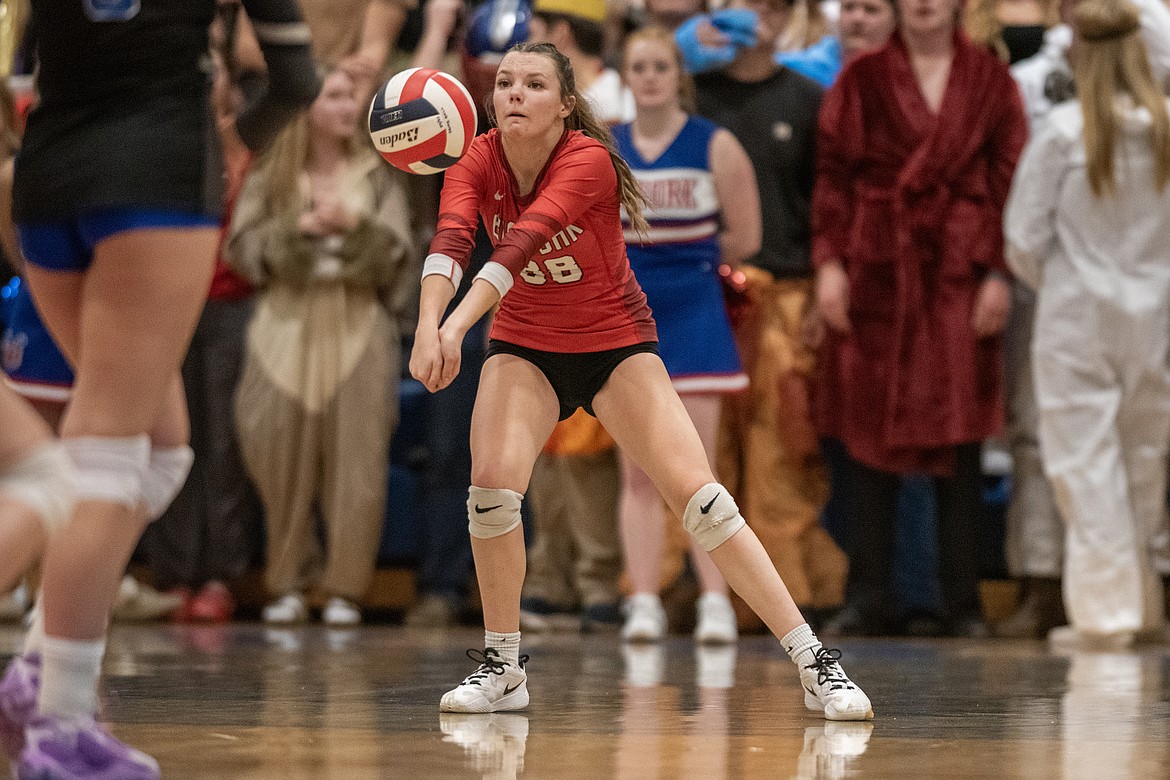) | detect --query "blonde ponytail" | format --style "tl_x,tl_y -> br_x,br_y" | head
1074,0 -> 1170,195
